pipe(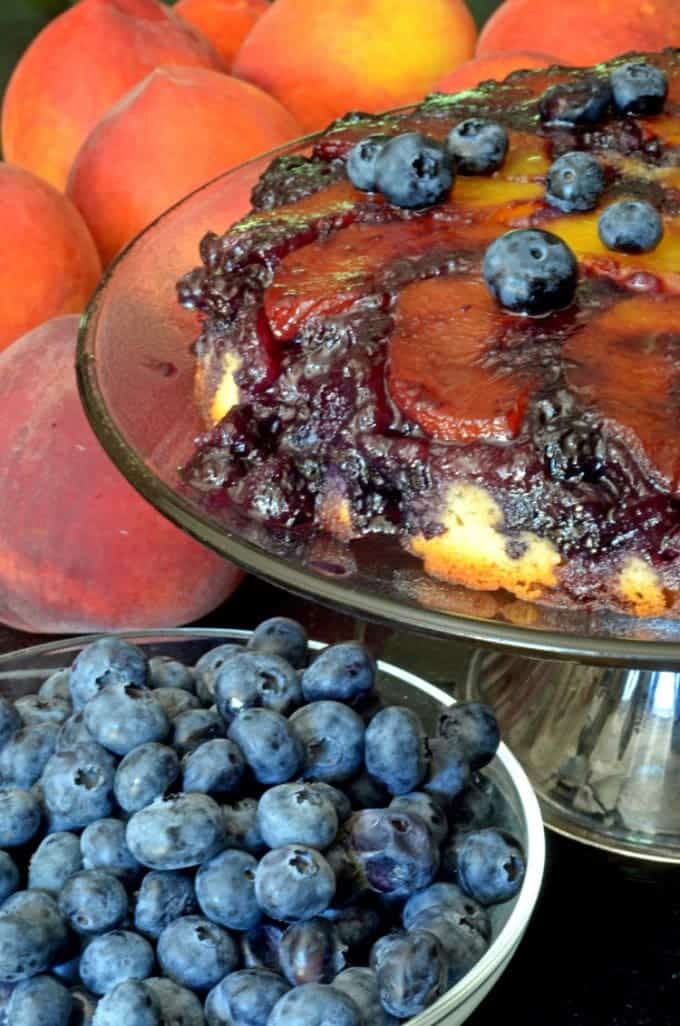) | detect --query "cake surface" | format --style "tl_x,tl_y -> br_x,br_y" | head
178,50 -> 680,619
